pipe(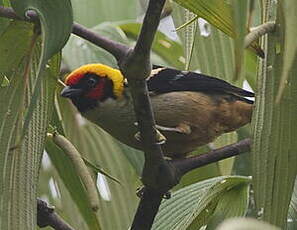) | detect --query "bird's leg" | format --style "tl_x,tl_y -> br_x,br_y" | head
134,122 -> 167,144
156,123 -> 191,135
